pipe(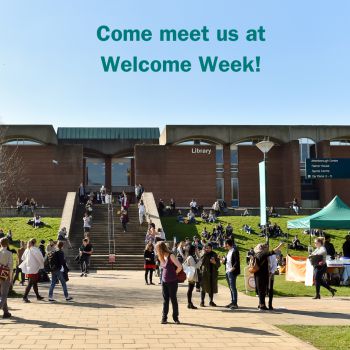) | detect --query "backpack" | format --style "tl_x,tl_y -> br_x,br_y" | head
248,256 -> 260,274
44,251 -> 59,272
